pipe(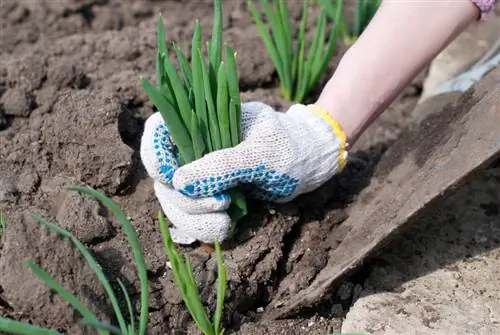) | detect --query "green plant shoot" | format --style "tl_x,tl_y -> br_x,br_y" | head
140,0 -> 247,225
248,0 -> 342,102
319,0 -> 382,44
159,211 -> 227,335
